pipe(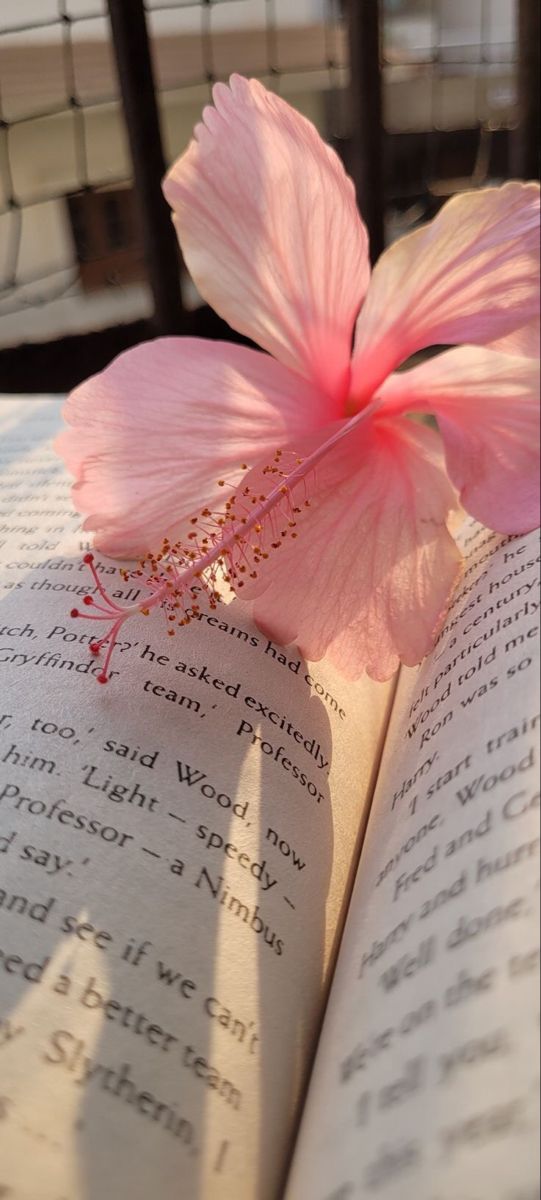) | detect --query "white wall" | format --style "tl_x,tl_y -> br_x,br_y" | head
1,0 -> 517,45
384,0 -> 516,61
1,0 -> 326,40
